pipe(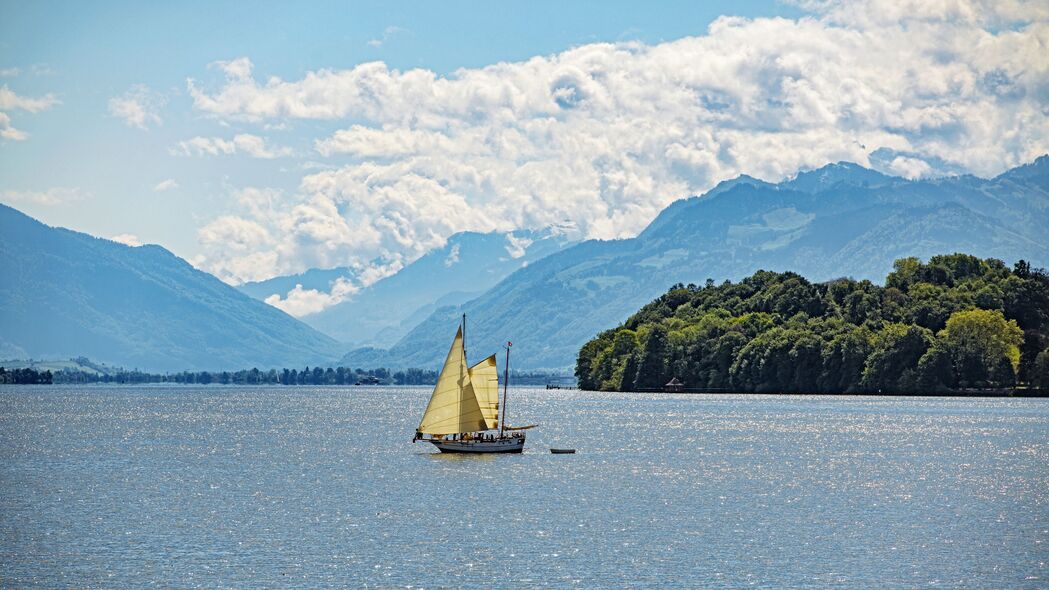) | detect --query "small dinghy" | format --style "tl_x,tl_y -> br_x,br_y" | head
550,448 -> 576,454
